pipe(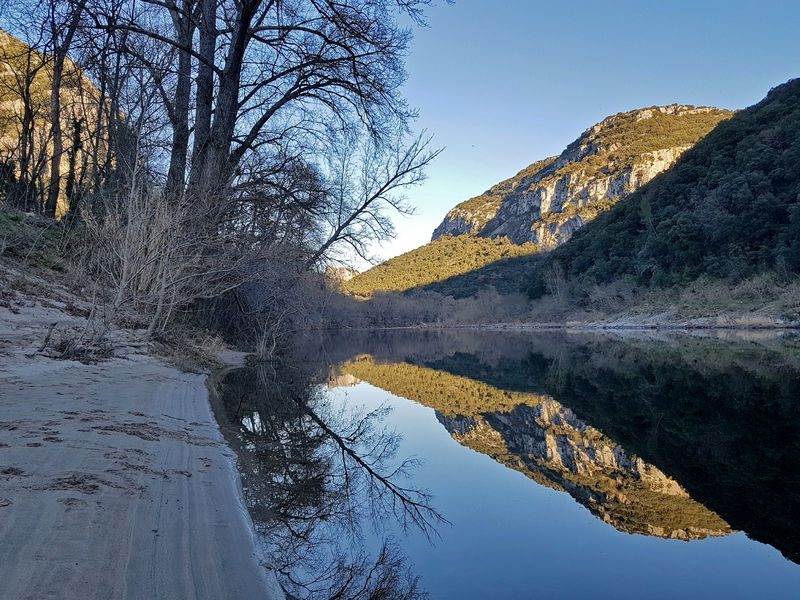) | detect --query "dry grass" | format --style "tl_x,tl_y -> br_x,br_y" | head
0,205 -> 235,371
153,326 -> 228,373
